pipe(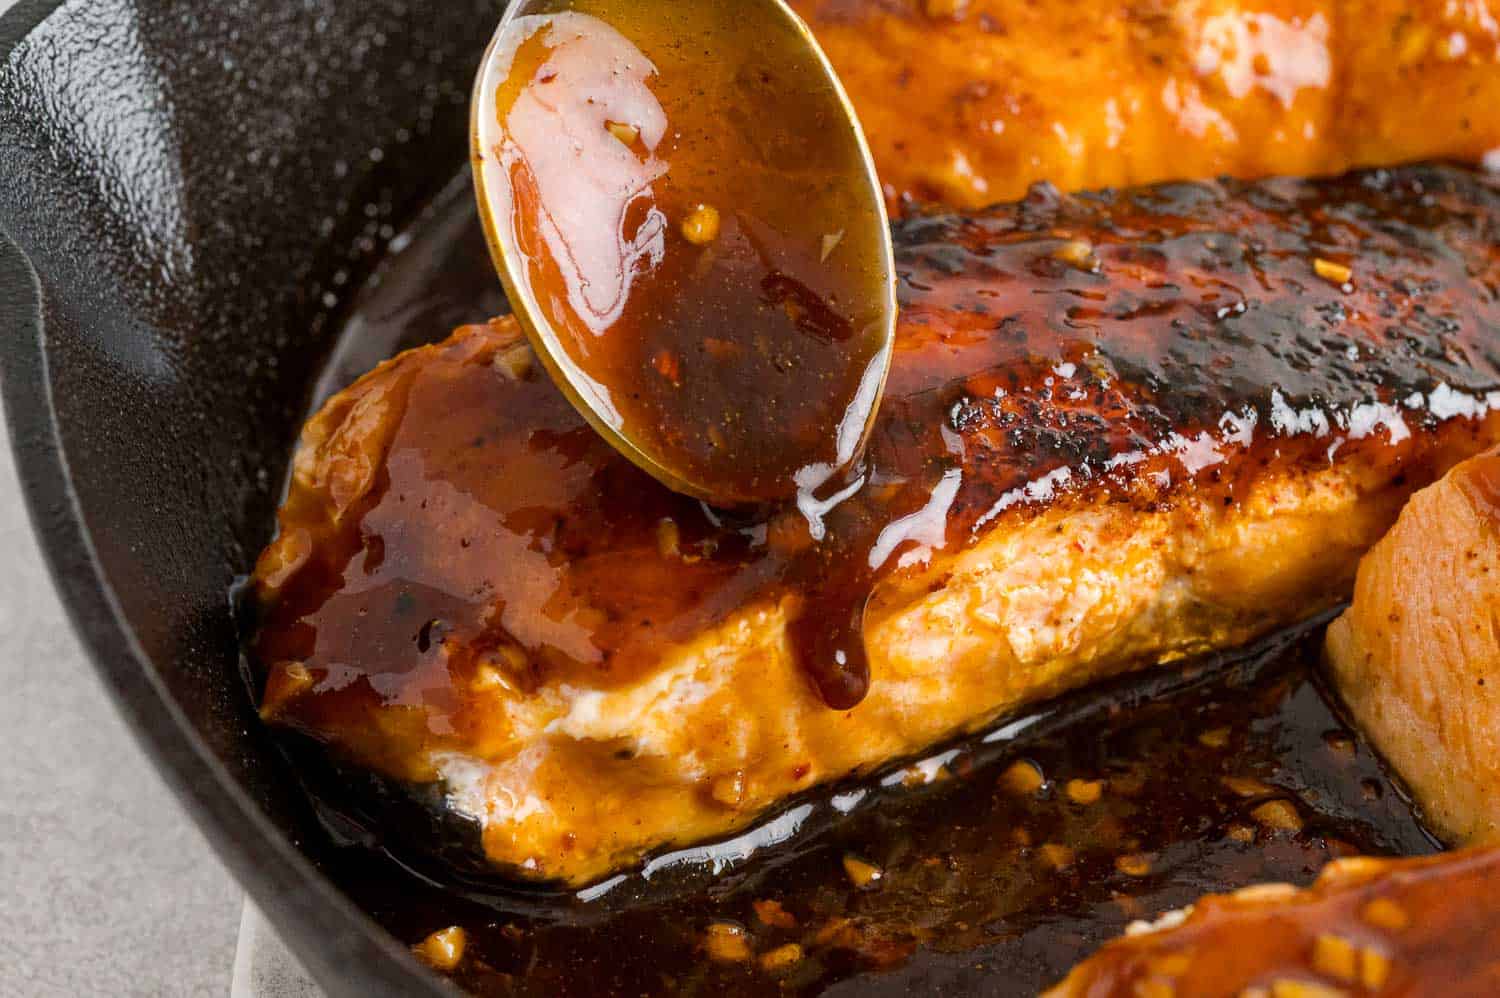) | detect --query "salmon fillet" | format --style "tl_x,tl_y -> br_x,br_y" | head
252,165 -> 1500,884
1045,848 -> 1500,996
793,0 -> 1500,210
1325,446 -> 1500,846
